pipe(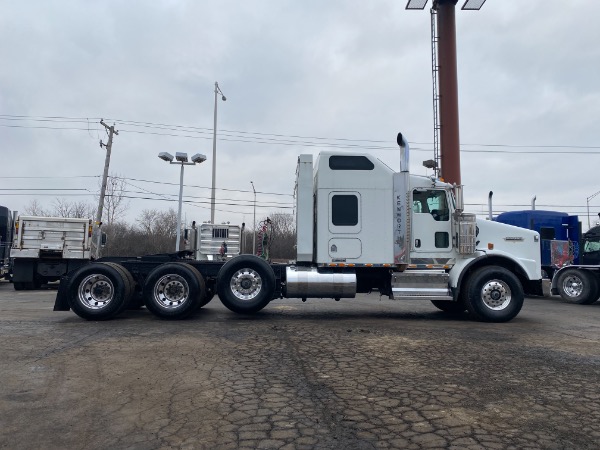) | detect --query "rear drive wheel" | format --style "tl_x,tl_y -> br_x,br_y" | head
216,255 -> 275,314
463,266 -> 524,322
143,263 -> 206,319
65,263 -> 131,320
431,300 -> 466,314
556,268 -> 599,304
